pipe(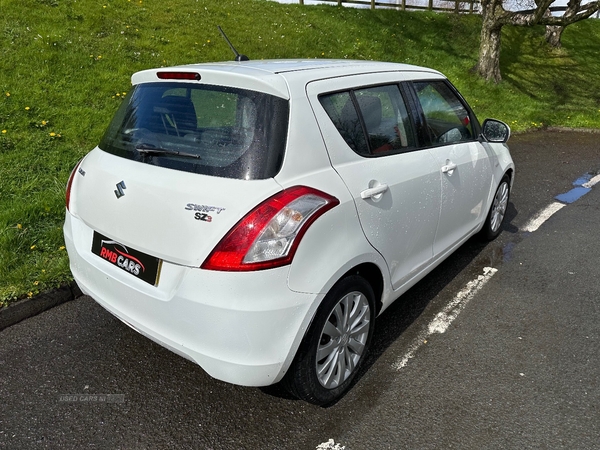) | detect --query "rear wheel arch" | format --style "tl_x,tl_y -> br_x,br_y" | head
281,262 -> 384,404
283,273 -> 376,405
292,261 -> 384,350
340,262 -> 384,316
